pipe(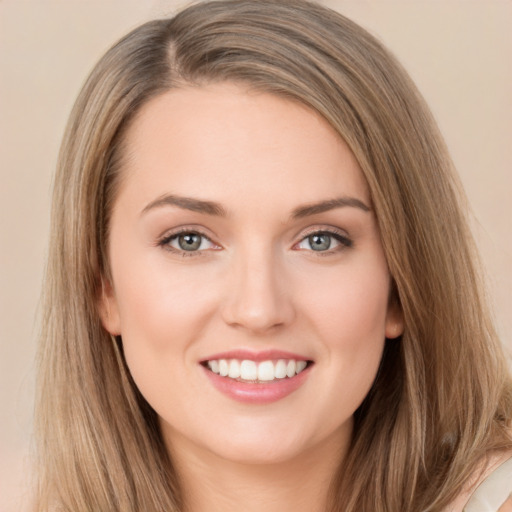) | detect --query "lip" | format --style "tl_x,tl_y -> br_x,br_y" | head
200,349 -> 314,404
